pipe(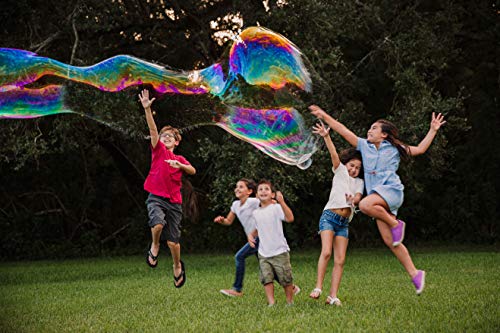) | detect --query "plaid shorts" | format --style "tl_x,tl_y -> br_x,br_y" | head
258,251 -> 293,287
